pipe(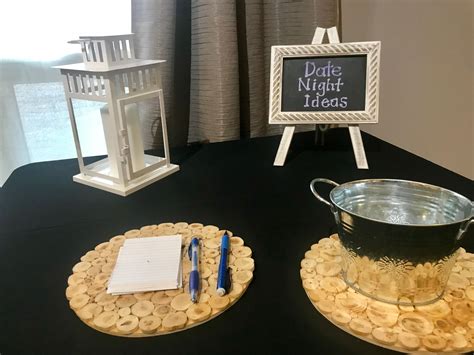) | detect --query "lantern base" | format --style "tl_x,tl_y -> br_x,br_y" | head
73,159 -> 179,196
